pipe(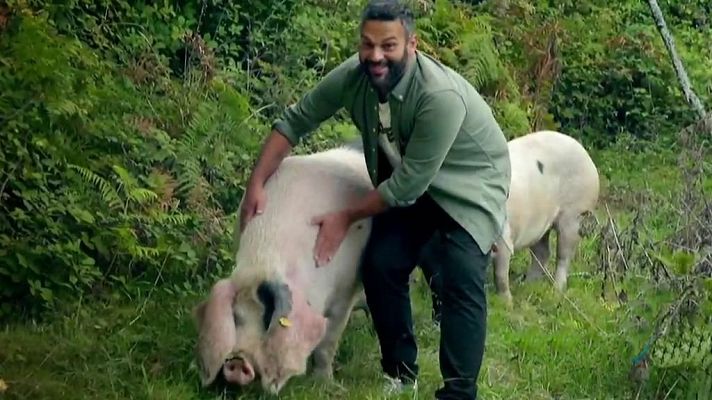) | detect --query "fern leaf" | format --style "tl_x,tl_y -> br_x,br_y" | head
157,213 -> 191,226
131,245 -> 161,260
67,164 -> 123,209
129,188 -> 158,205
176,158 -> 203,196
111,164 -> 139,194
